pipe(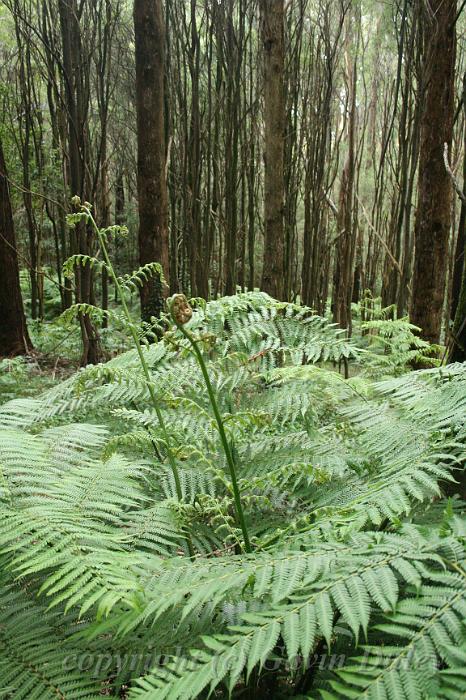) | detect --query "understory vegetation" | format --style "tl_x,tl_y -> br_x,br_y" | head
0,281 -> 465,699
